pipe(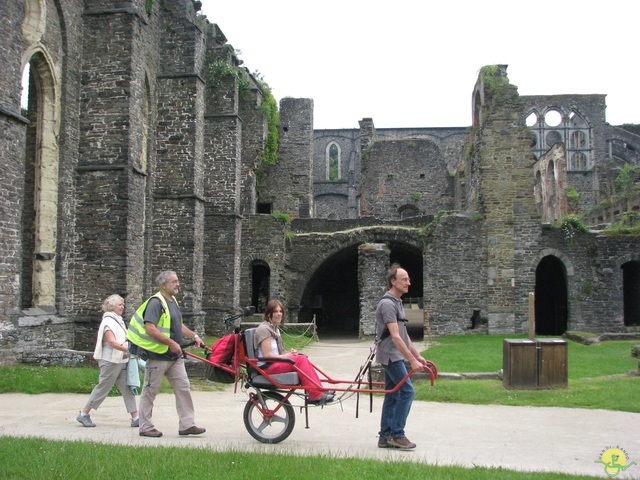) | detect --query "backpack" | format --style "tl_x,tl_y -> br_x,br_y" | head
204,328 -> 245,384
